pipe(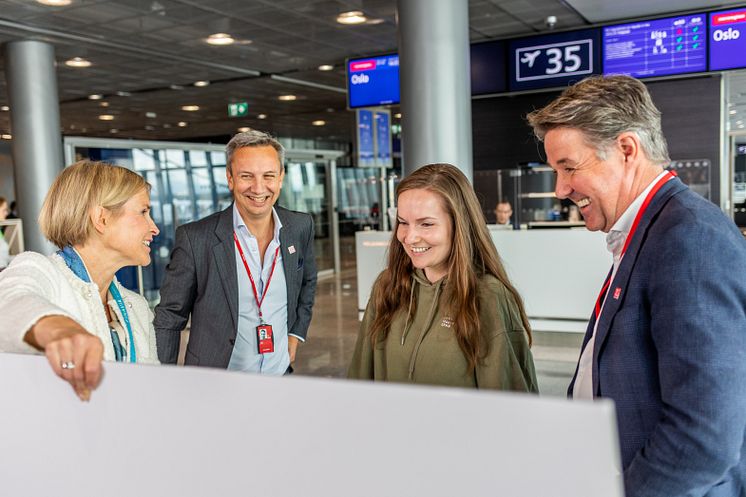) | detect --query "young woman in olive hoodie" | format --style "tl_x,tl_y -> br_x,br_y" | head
348,164 -> 538,391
